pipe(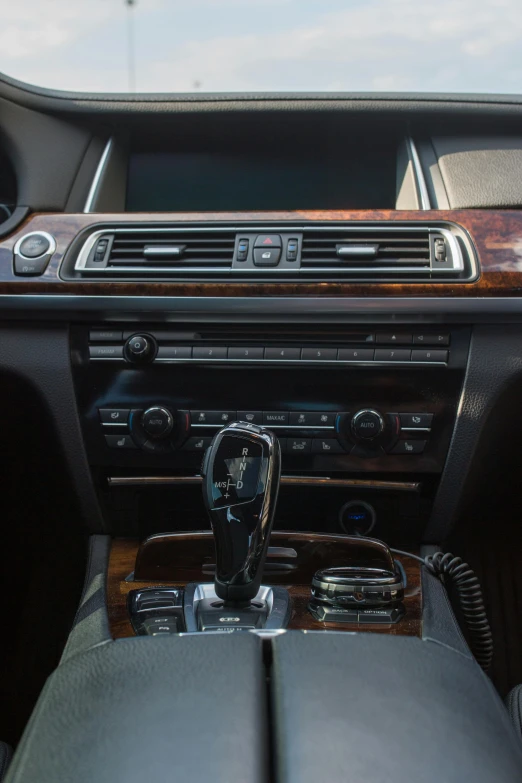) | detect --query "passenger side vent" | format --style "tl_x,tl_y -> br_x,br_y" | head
300,227 -> 463,278
76,228 -> 236,276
